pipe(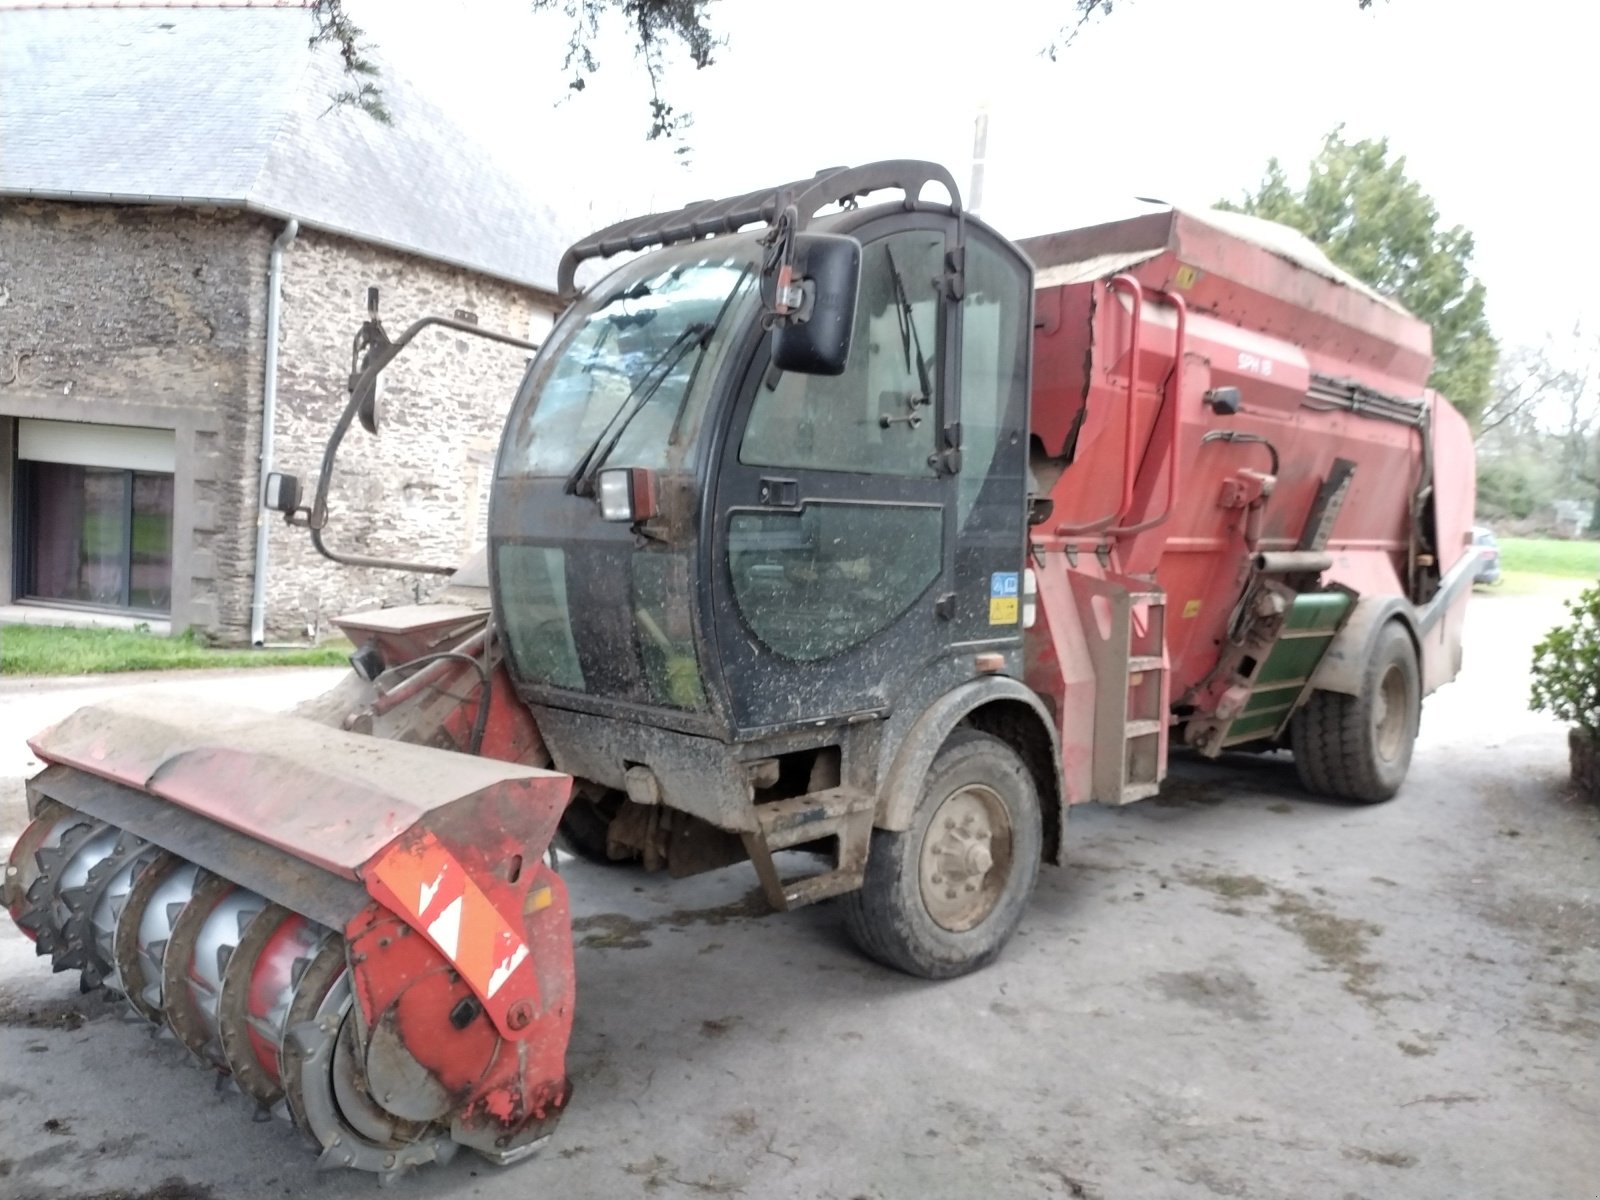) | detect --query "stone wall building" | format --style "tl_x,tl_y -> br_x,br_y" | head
0,3 -> 571,642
